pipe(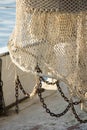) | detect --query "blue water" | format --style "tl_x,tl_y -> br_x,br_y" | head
0,0 -> 16,48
